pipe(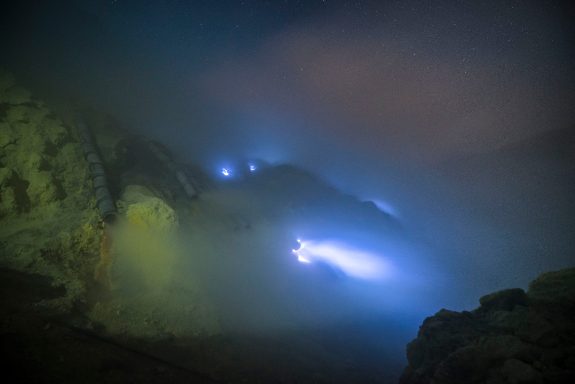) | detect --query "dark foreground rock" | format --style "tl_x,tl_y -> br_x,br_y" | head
401,268 -> 575,384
